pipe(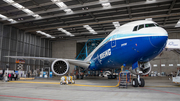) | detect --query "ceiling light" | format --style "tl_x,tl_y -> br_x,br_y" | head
51,0 -> 61,2
175,20 -> 180,27
51,0 -> 67,9
22,9 -> 34,15
0,14 -> 8,20
64,9 -> 73,14
3,0 -> 14,4
145,18 -> 152,21
3,0 -> 42,19
99,0 -> 109,3
36,31 -> 55,38
83,25 -> 97,34
57,28 -> 75,36
32,14 -> 41,19
56,2 -> 67,8
102,3 -> 111,8
8,19 -> 16,23
146,0 -> 156,3
113,22 -> 120,28
51,0 -> 73,14
0,14 -> 17,23
12,3 -> 25,10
